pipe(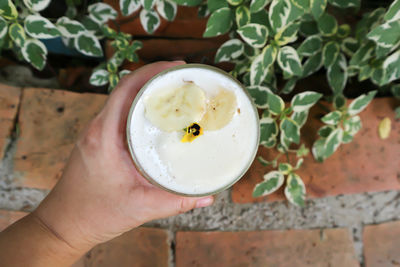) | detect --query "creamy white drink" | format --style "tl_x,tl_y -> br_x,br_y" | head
126,64 -> 259,196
